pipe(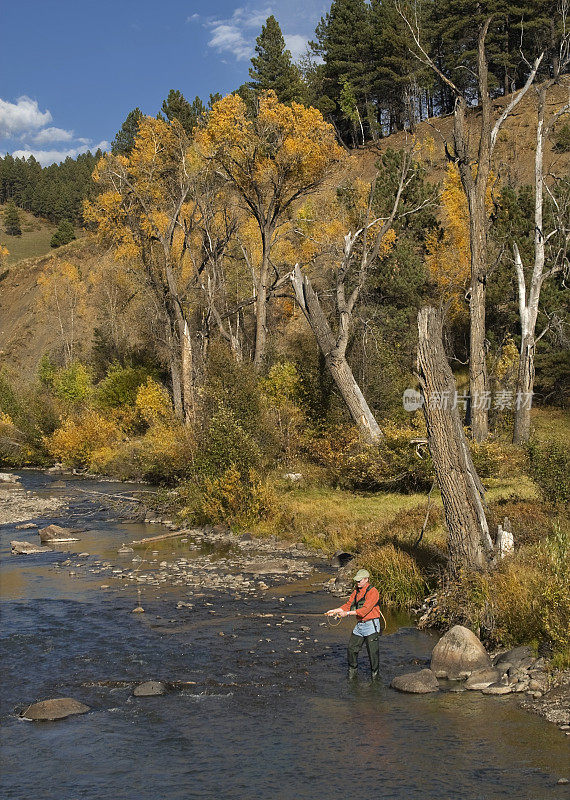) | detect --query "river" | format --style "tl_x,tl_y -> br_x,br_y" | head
1,471 -> 567,799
